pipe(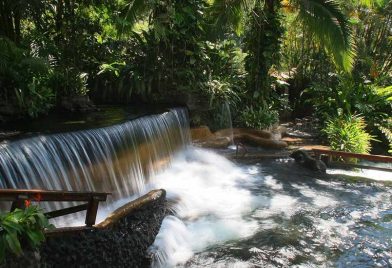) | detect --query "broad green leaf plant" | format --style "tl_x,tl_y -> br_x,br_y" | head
0,205 -> 53,262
